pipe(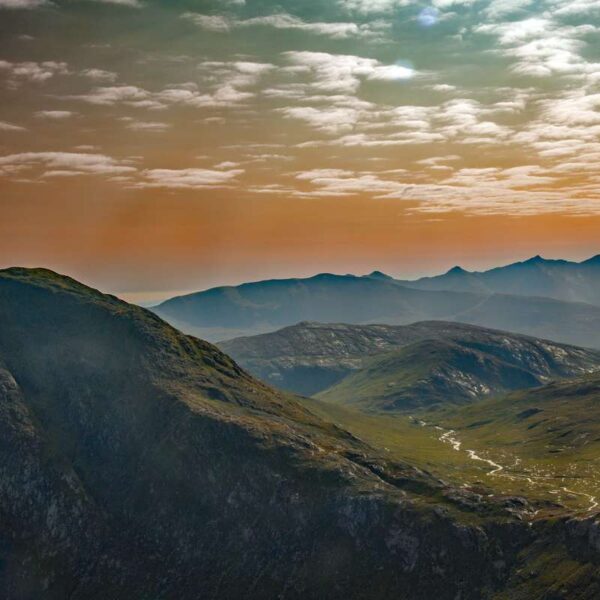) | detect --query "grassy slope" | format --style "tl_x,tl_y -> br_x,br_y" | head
308,371 -> 600,515
316,332 -> 600,412
434,377 -> 600,513
316,339 -> 543,411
